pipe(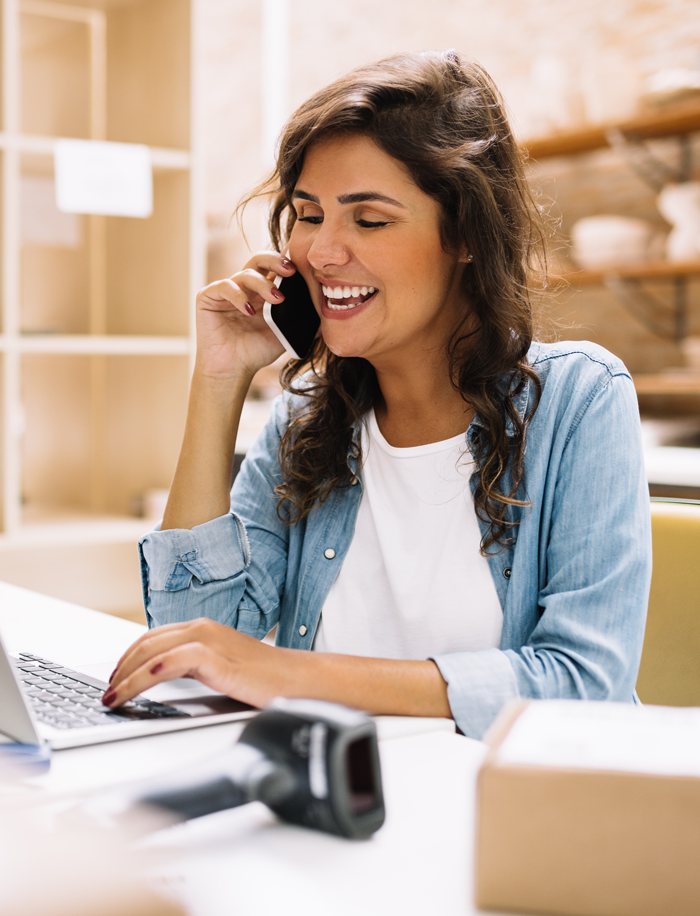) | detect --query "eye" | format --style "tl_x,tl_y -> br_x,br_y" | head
357,219 -> 389,228
297,215 -> 323,224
